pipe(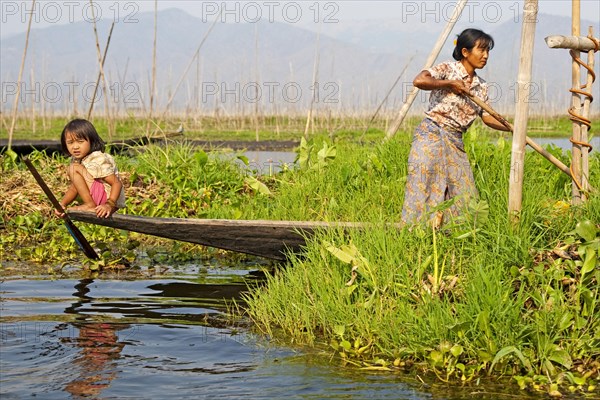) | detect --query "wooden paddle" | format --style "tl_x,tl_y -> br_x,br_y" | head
22,157 -> 99,260
464,92 -> 575,180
